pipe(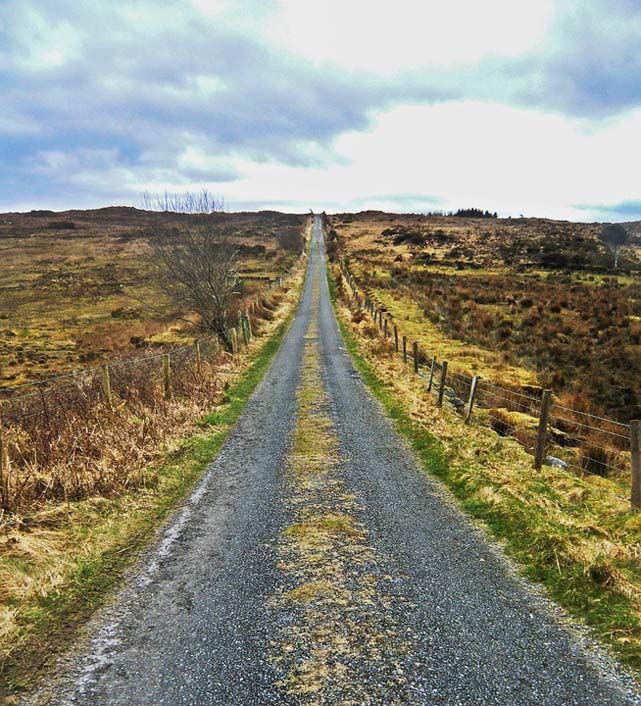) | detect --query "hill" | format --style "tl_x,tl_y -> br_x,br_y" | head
329,211 -> 641,420
0,208 -> 306,387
